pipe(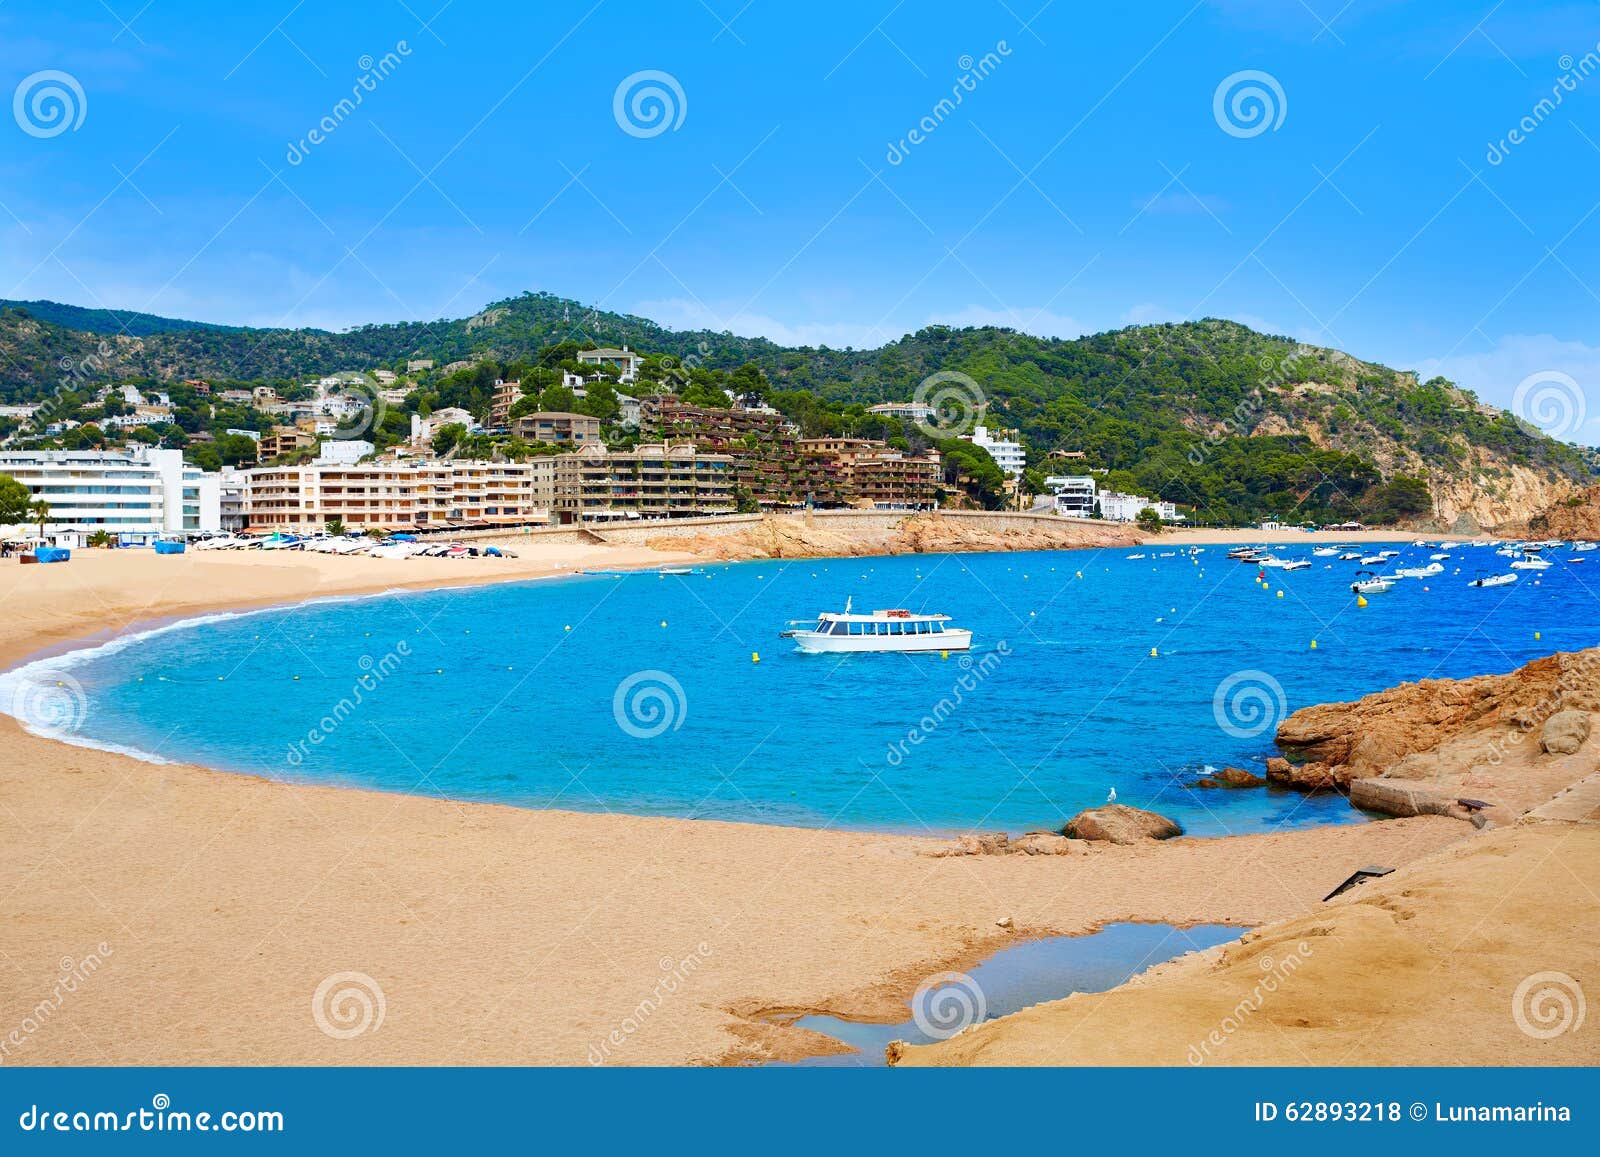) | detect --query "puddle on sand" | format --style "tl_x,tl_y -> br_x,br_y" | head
766,922 -> 1244,1067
